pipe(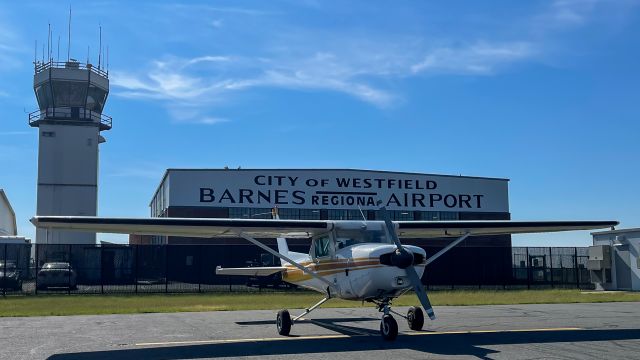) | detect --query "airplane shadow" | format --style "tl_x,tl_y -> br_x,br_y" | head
237,317 -> 380,336
47,328 -> 640,360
